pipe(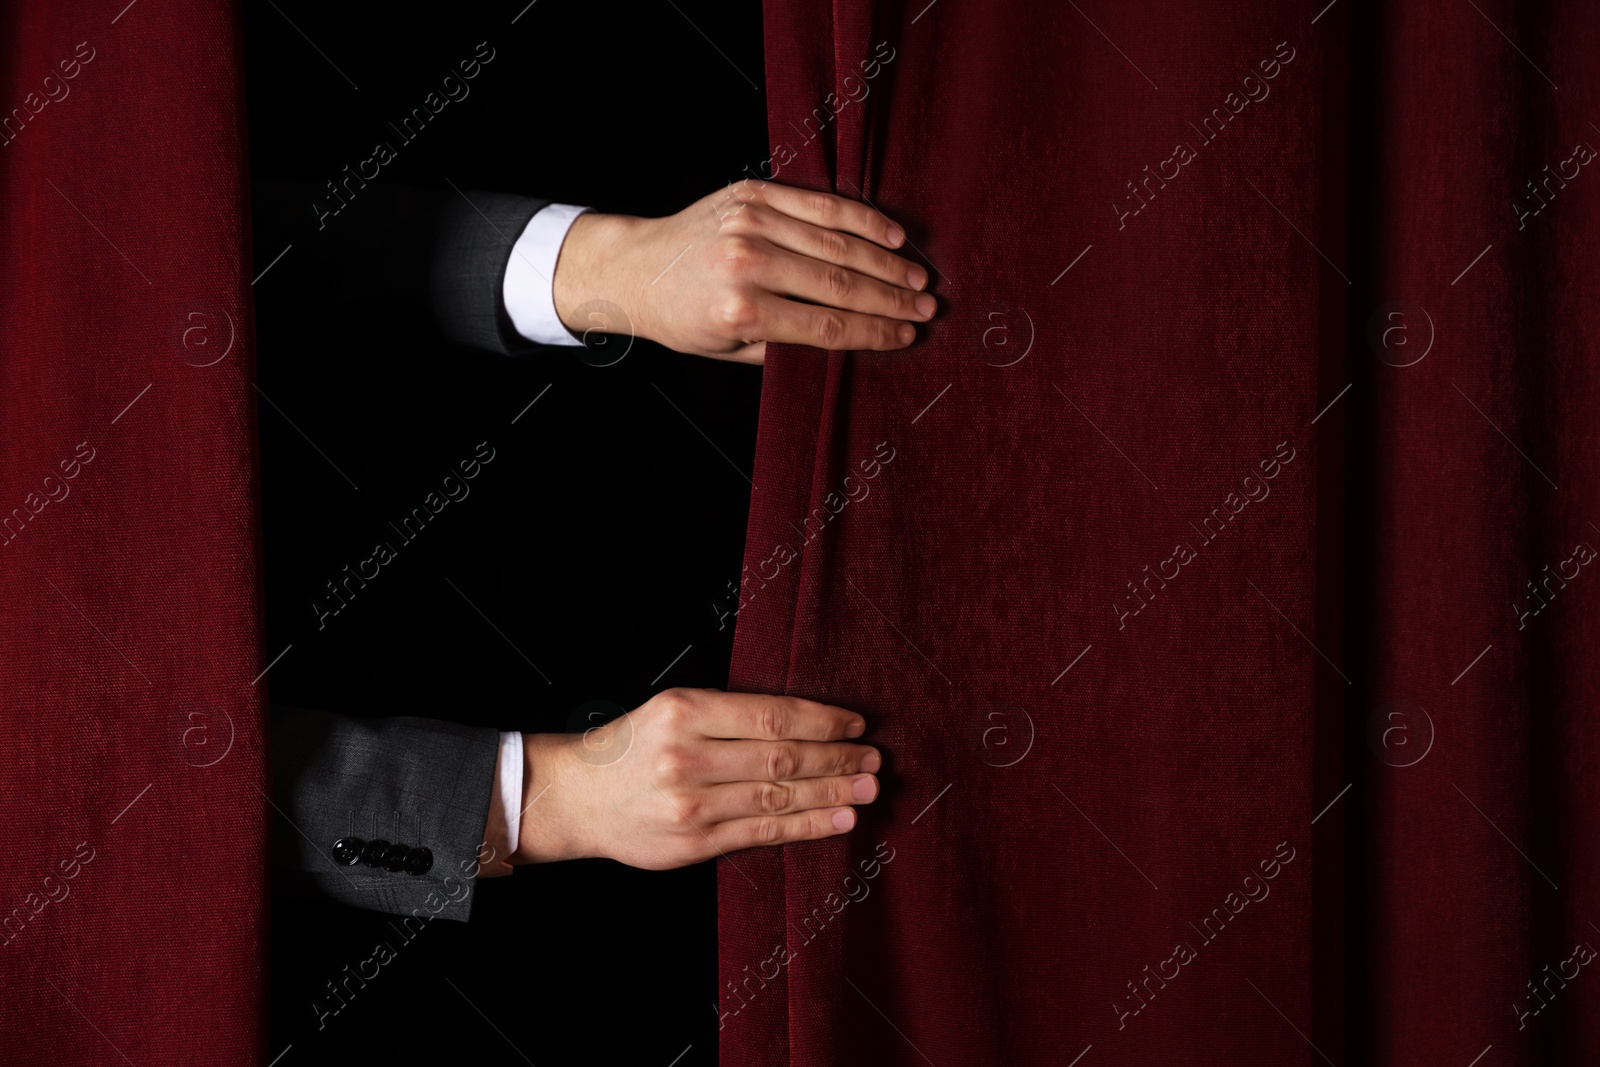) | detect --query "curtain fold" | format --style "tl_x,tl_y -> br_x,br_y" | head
0,1 -> 266,1062
1355,3 -> 1600,1063
724,0 -> 1597,1063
